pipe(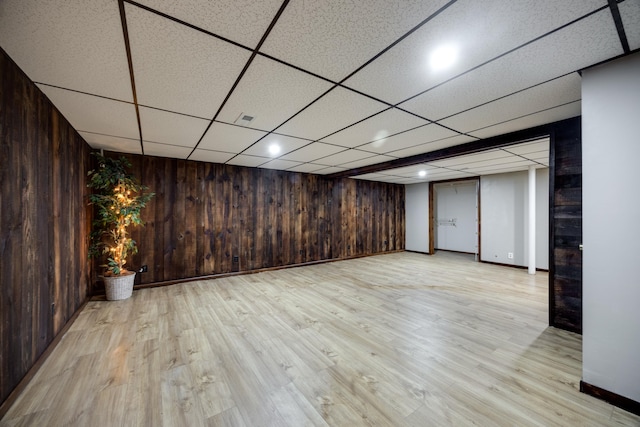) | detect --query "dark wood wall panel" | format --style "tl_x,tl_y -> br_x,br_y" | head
0,48 -> 91,407
101,154 -> 405,286
549,118 -> 582,333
